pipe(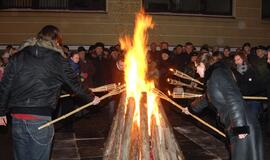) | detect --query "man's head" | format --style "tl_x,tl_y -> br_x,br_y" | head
160,49 -> 170,61
78,46 -> 86,60
160,41 -> 169,50
256,45 -> 266,58
185,42 -> 193,54
110,46 -> 119,60
190,52 -> 198,63
62,45 -> 69,55
37,25 -> 62,46
70,51 -> 80,64
150,42 -> 157,51
94,42 -> 104,56
174,44 -> 183,55
242,42 -> 251,54
223,46 -> 231,57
